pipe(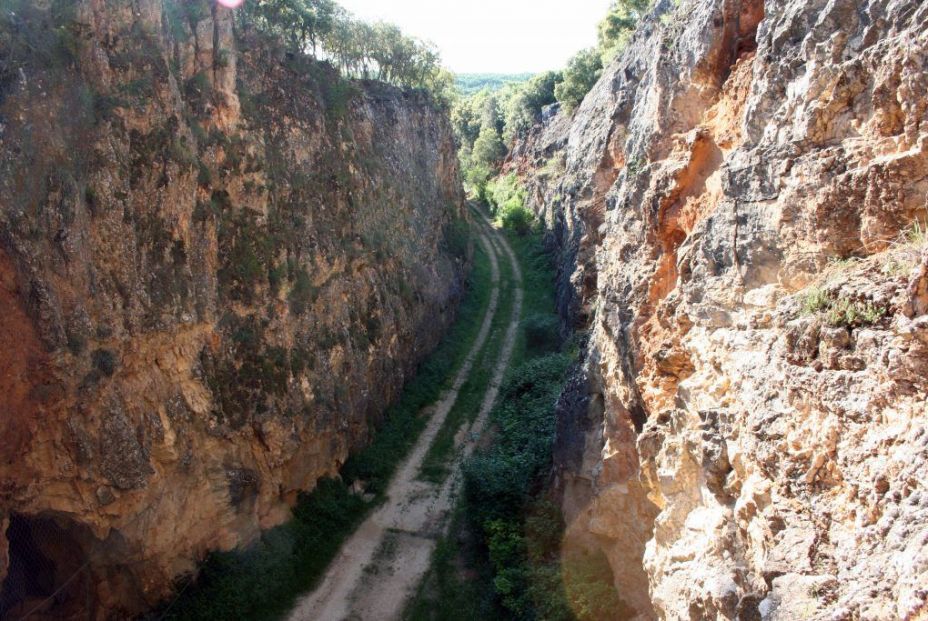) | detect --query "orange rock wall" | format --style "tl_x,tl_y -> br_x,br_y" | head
514,0 -> 928,617
0,1 -> 466,617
